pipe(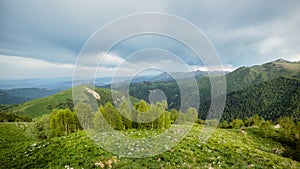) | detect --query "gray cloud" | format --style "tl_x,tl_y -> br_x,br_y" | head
0,0 -> 300,79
